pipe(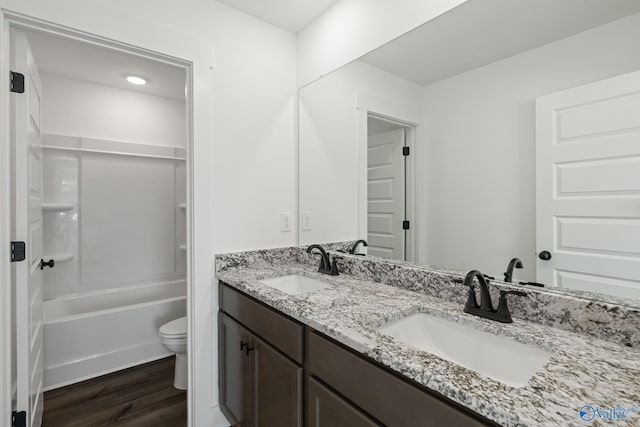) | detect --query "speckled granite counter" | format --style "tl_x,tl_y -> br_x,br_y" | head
215,248 -> 640,427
